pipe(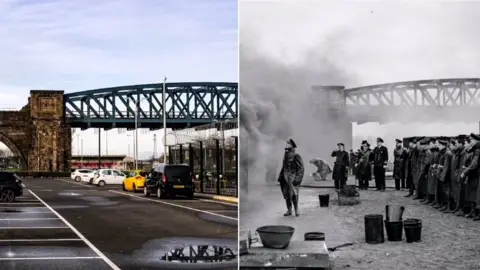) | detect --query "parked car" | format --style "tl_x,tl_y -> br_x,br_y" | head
122,170 -> 149,192
144,164 -> 195,199
81,169 -> 98,184
0,172 -> 24,202
71,169 -> 94,182
92,169 -> 127,187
